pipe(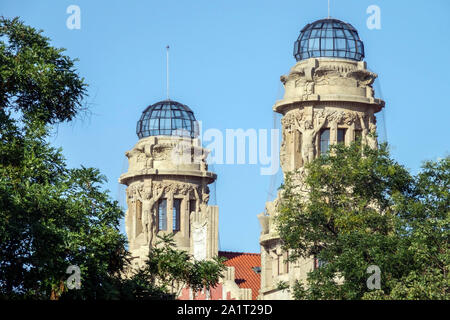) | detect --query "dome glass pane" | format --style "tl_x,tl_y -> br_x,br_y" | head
294,18 -> 365,62
136,100 -> 199,139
